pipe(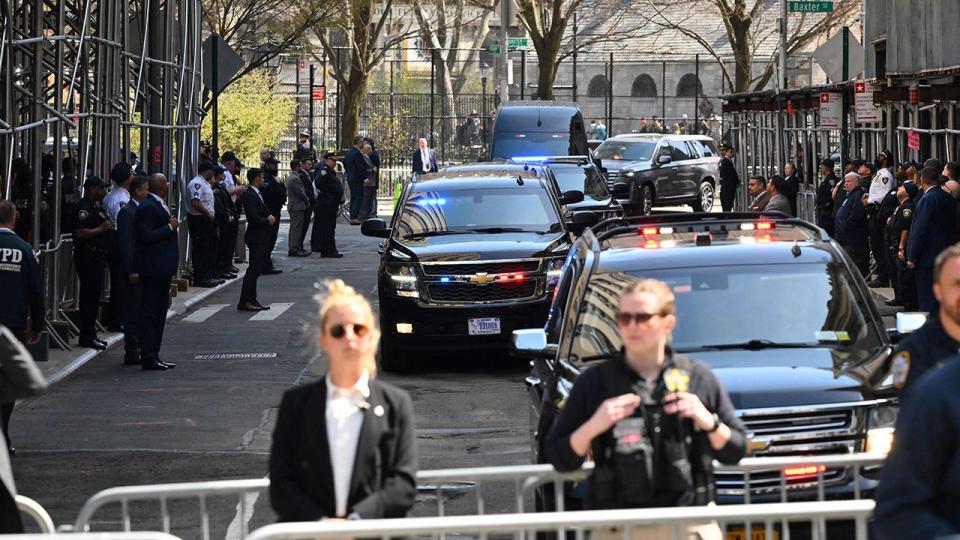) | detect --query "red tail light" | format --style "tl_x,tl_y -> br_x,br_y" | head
783,464 -> 826,478
756,222 -> 774,230
642,227 -> 659,236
